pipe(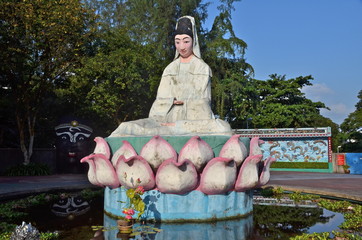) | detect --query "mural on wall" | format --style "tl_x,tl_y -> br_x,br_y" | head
55,117 -> 93,173
346,153 -> 362,174
260,138 -> 328,163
